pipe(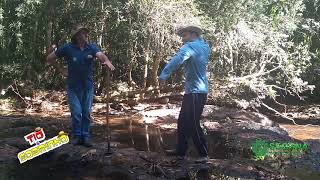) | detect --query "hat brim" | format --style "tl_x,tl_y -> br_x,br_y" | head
71,27 -> 90,38
177,26 -> 203,37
